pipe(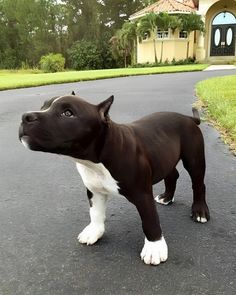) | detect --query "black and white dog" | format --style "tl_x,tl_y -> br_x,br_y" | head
19,93 -> 210,265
